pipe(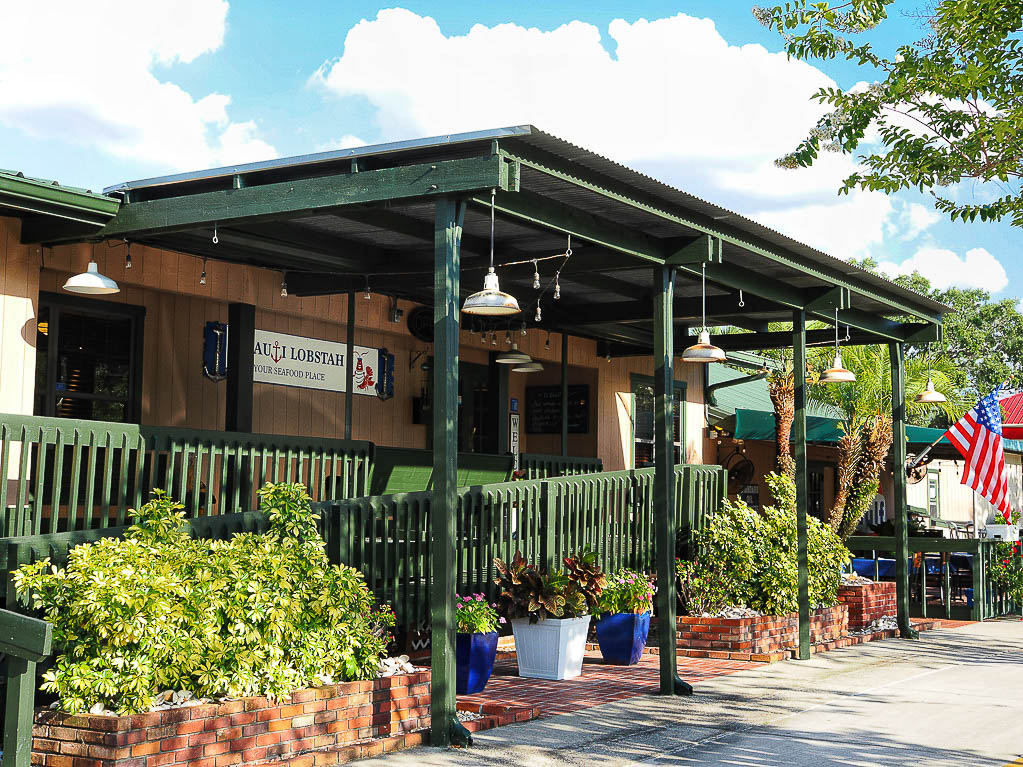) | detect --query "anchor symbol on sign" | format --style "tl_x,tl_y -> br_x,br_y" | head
271,342 -> 283,363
